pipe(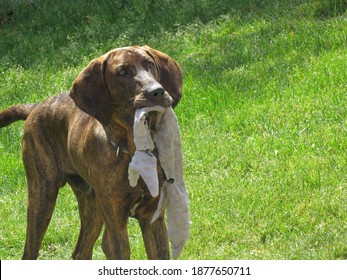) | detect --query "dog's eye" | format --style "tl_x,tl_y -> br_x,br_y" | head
148,61 -> 155,69
118,68 -> 127,76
